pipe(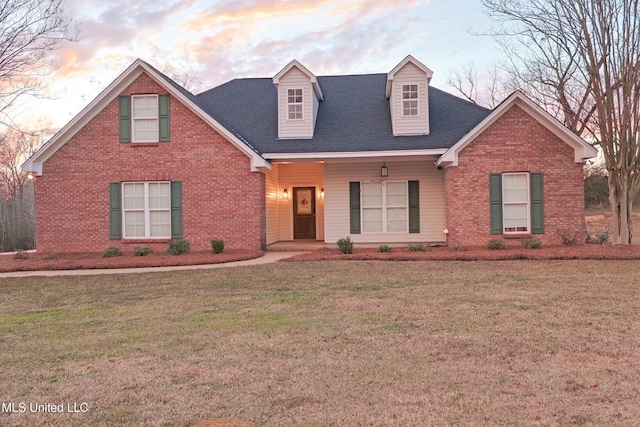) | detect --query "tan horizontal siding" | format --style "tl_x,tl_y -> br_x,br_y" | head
325,160 -> 445,244
391,62 -> 429,136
